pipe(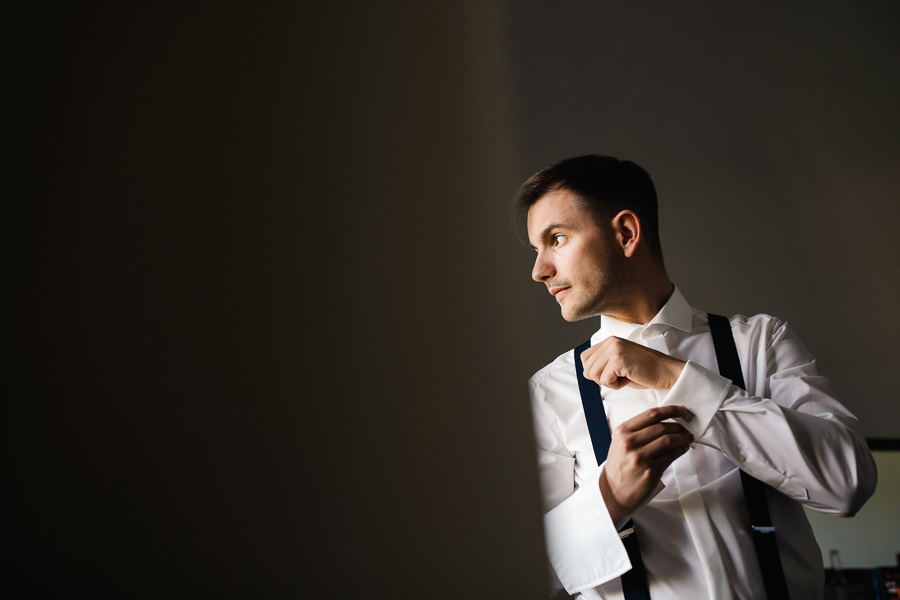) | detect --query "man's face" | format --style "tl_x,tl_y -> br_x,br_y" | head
526,188 -> 627,322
